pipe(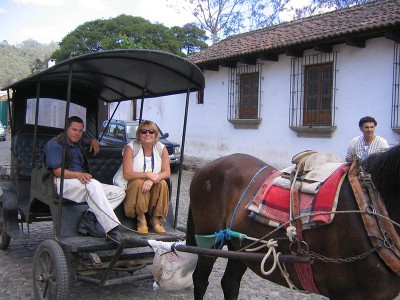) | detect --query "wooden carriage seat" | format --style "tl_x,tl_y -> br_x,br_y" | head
11,132 -> 57,220
29,144 -> 124,237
